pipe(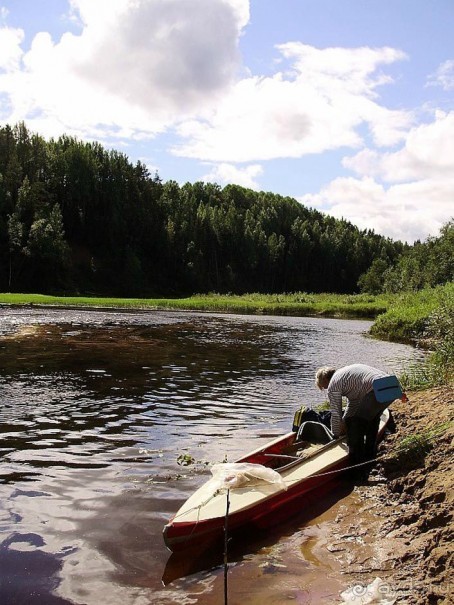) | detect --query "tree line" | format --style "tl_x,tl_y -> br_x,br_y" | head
2,122 -> 444,297
358,221 -> 453,293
